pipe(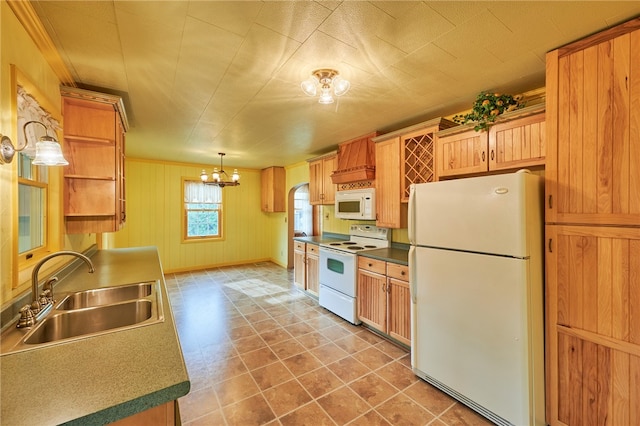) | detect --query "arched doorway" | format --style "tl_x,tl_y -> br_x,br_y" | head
287,183 -> 313,268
